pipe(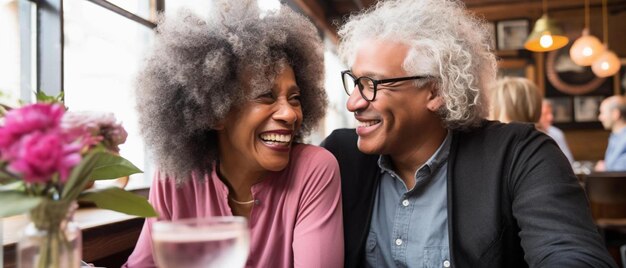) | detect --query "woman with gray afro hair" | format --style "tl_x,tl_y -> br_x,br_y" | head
124,2 -> 344,267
